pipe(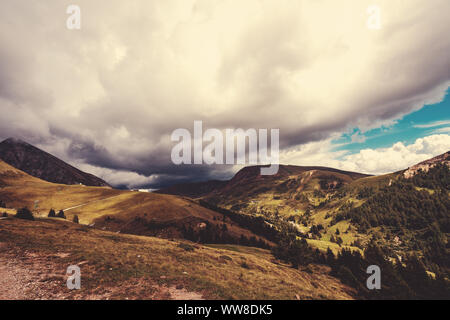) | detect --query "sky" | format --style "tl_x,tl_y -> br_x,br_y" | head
0,0 -> 449,188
